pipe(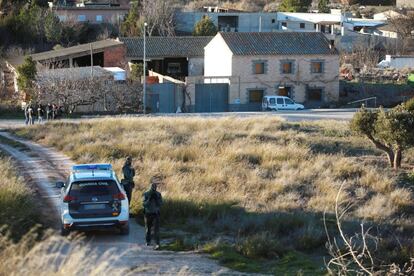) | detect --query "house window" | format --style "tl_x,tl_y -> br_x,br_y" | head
96,15 -> 103,22
252,60 -> 267,74
308,88 -> 323,101
77,15 -> 86,22
281,61 -> 294,74
249,90 -> 264,103
271,19 -> 276,24
167,63 -> 181,74
311,61 -> 324,73
282,22 -> 287,28
300,23 -> 305,29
